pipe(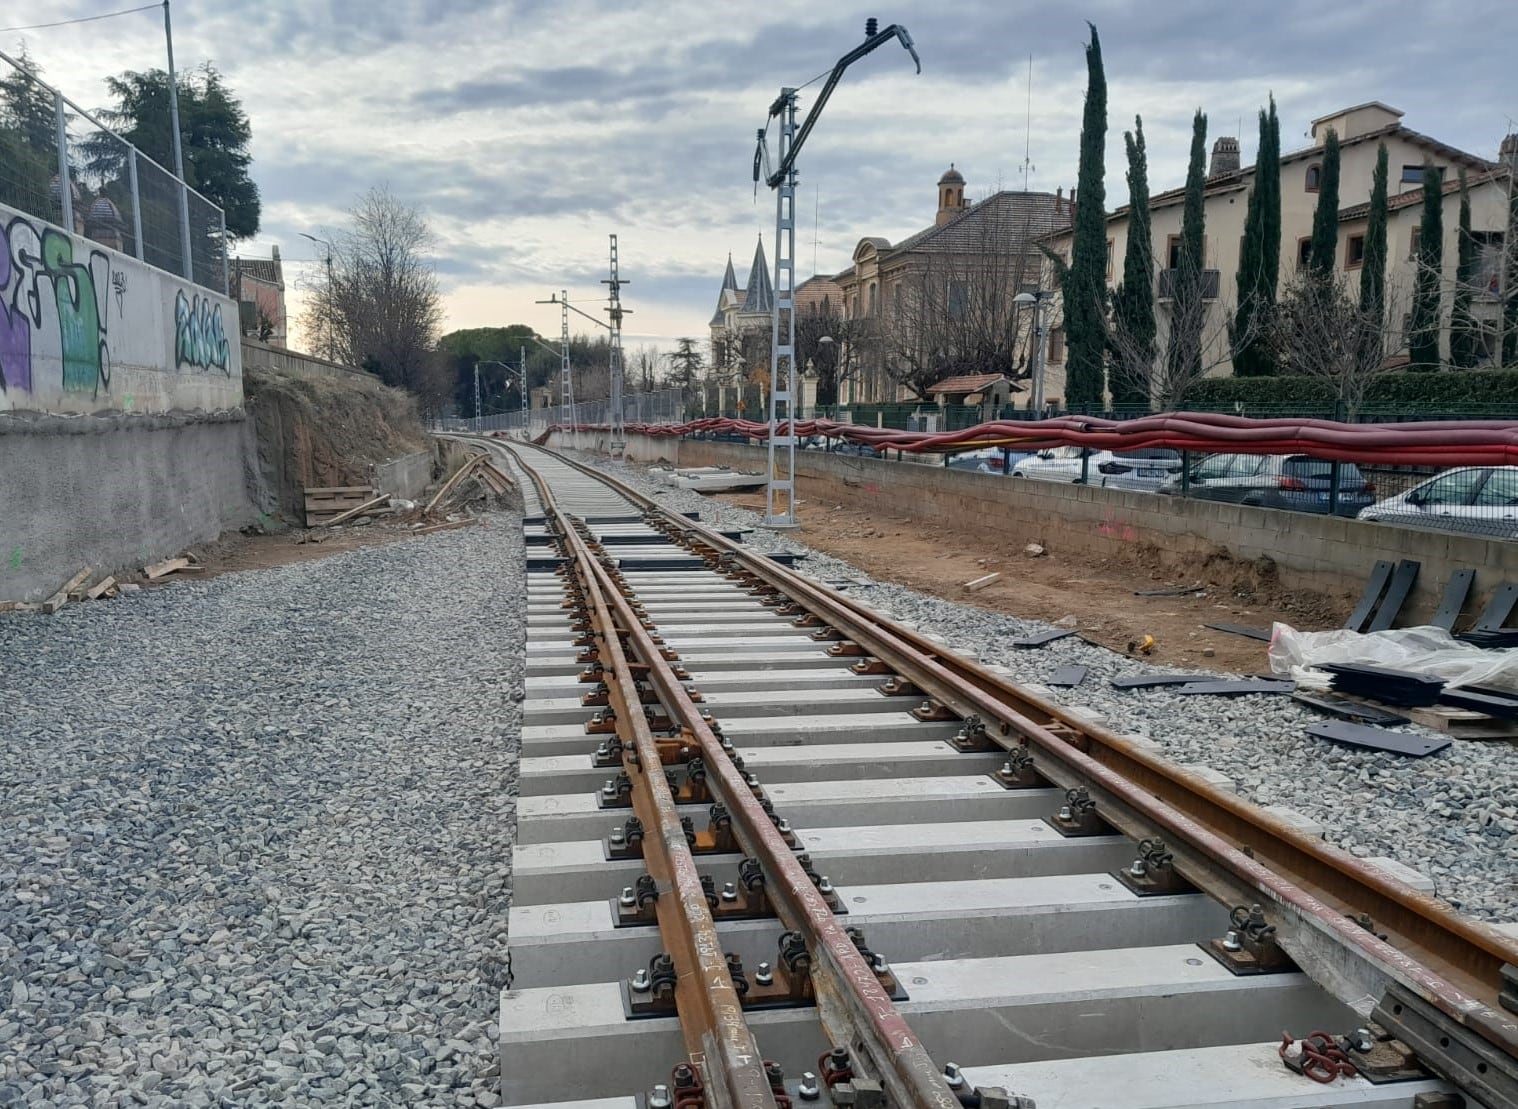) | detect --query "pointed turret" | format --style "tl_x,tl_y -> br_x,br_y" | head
709,253 -> 739,325
740,237 -> 773,316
